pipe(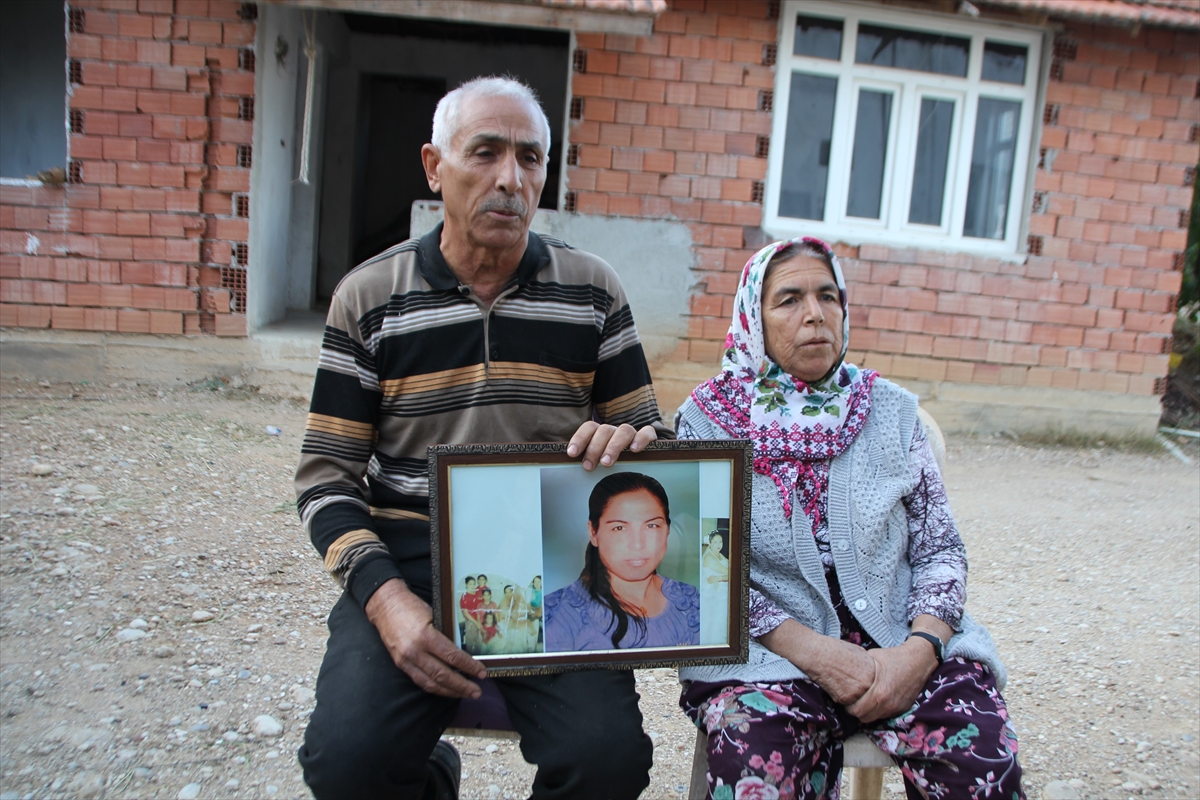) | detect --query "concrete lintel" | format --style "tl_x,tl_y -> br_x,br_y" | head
270,0 -> 658,35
